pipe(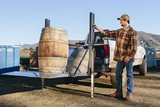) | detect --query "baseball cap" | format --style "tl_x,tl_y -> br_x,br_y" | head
117,14 -> 130,21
